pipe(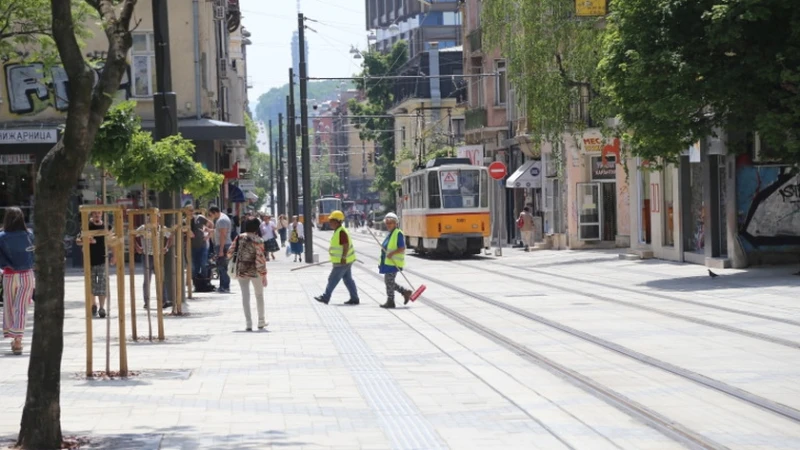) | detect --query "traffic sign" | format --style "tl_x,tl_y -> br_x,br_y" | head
488,161 -> 507,180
